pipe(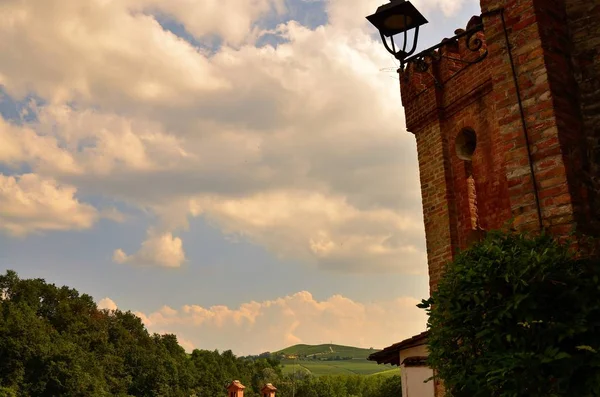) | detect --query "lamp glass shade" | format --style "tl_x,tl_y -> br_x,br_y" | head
366,0 -> 428,37
384,14 -> 413,30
